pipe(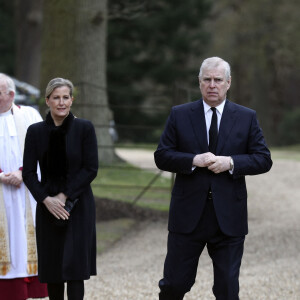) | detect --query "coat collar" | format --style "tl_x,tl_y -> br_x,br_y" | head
189,100 -> 208,153
46,111 -> 75,131
216,100 -> 237,154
